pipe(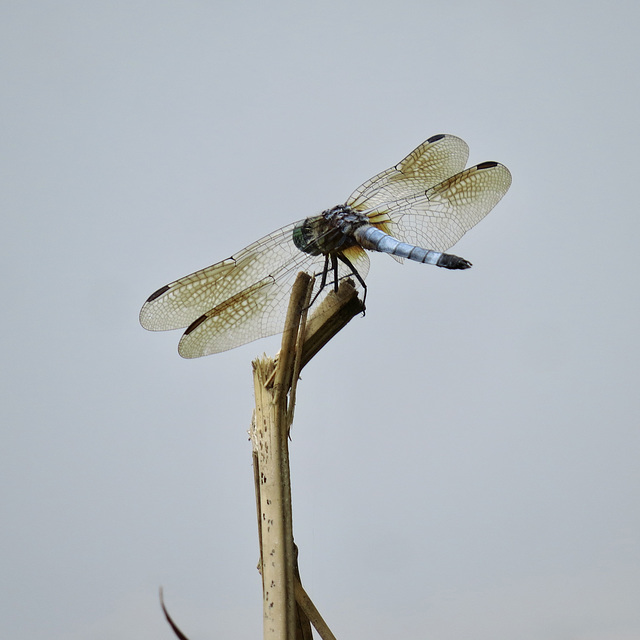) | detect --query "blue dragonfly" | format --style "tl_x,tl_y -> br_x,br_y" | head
140,134 -> 511,357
